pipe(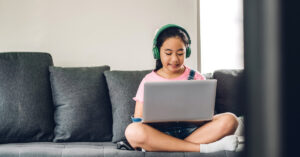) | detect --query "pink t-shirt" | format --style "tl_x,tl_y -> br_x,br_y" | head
133,66 -> 205,103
